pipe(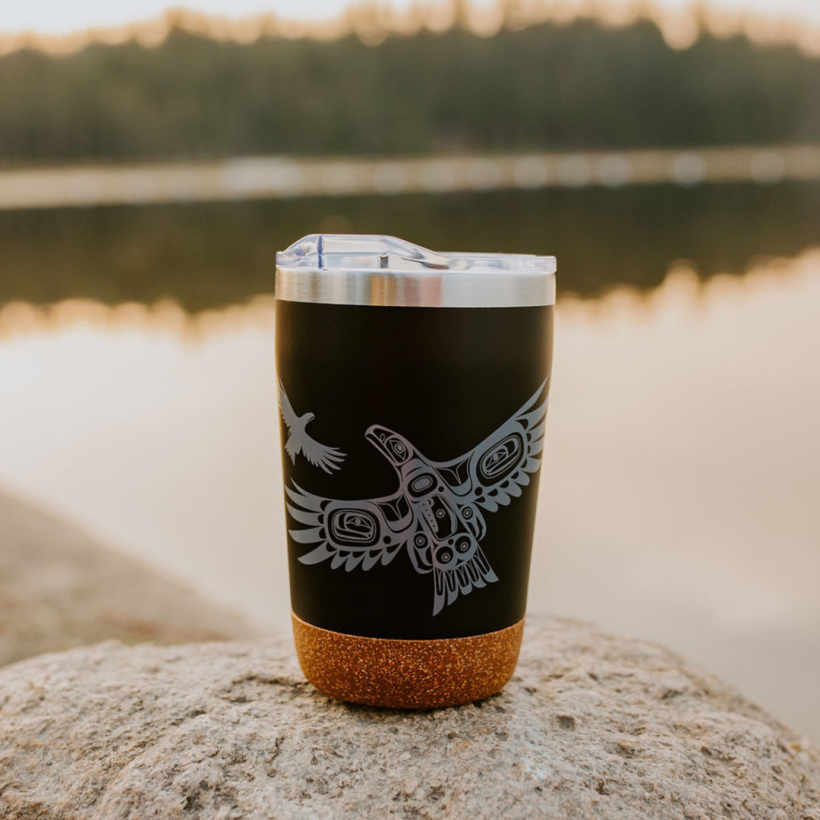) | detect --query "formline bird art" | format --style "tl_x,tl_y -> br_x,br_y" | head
286,379 -> 548,616
278,381 -> 347,473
